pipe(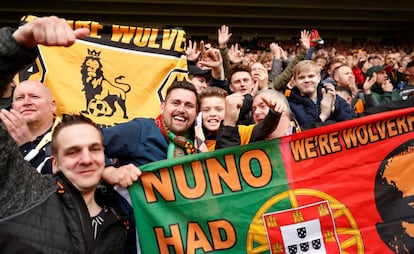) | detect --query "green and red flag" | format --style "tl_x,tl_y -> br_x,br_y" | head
129,108 -> 414,253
